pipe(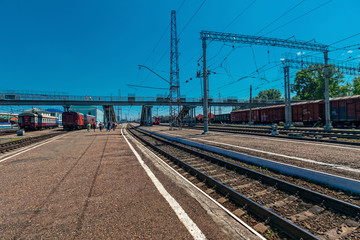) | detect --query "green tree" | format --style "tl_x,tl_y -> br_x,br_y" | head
291,65 -> 344,100
255,89 -> 282,100
339,82 -> 353,97
353,77 -> 360,95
